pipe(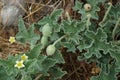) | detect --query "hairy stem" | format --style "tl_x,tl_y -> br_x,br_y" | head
53,35 -> 66,46
66,11 -> 71,23
99,2 -> 112,27
86,14 -> 91,30
112,18 -> 120,40
102,3 -> 112,22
